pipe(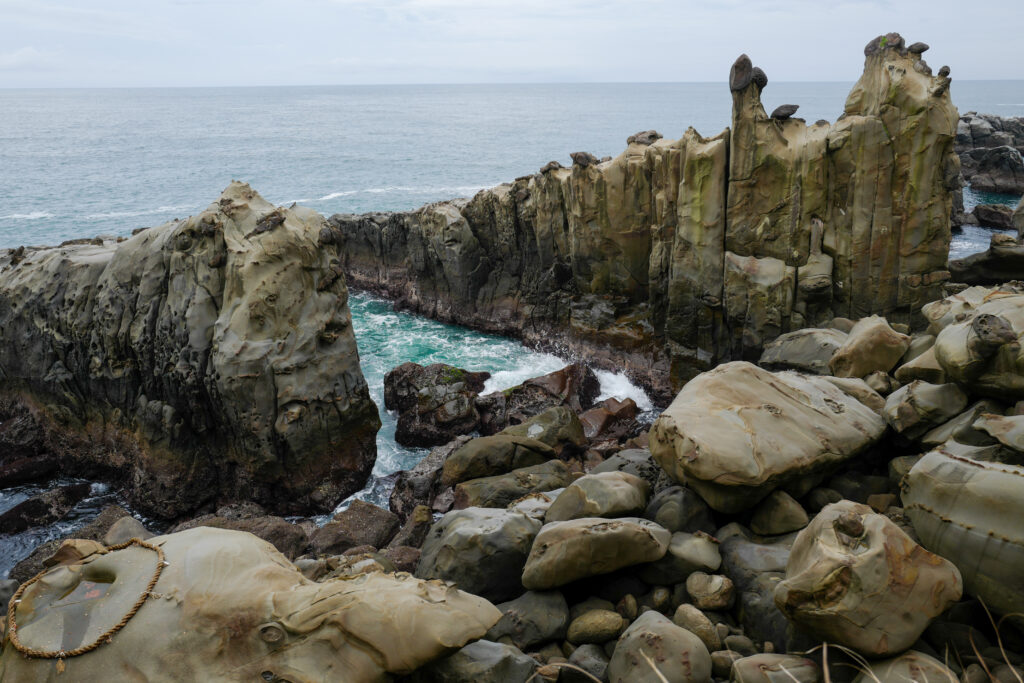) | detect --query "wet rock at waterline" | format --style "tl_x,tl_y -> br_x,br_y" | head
384,362 -> 491,447
0,183 -> 381,520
